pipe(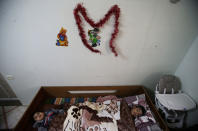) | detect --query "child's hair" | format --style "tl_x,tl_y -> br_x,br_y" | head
131,105 -> 146,117
136,105 -> 146,116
